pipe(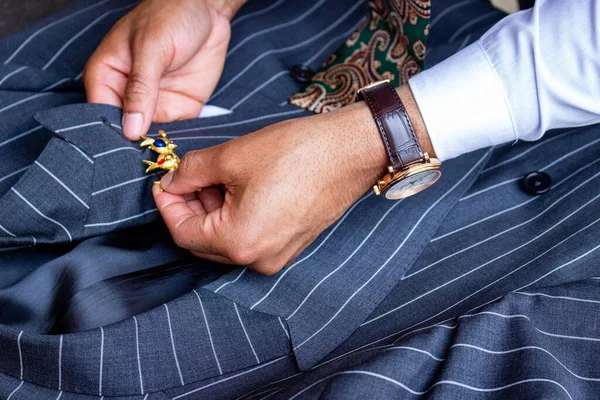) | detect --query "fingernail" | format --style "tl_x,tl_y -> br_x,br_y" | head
122,112 -> 143,139
161,170 -> 174,189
